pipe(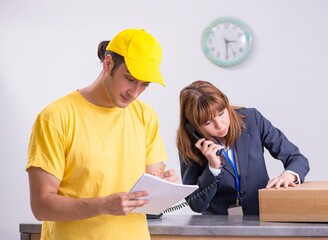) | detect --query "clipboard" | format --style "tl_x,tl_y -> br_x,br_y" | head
129,173 -> 199,214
